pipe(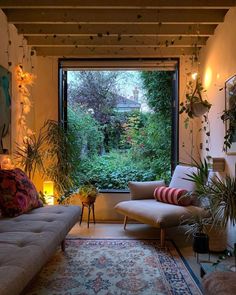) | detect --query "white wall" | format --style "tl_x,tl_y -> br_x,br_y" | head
200,8 -> 236,176
199,7 -> 236,247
